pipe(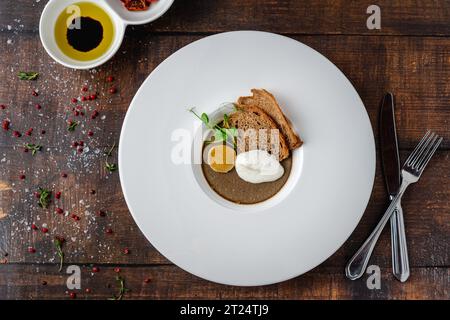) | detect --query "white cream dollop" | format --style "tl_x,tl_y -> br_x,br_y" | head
235,150 -> 284,184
